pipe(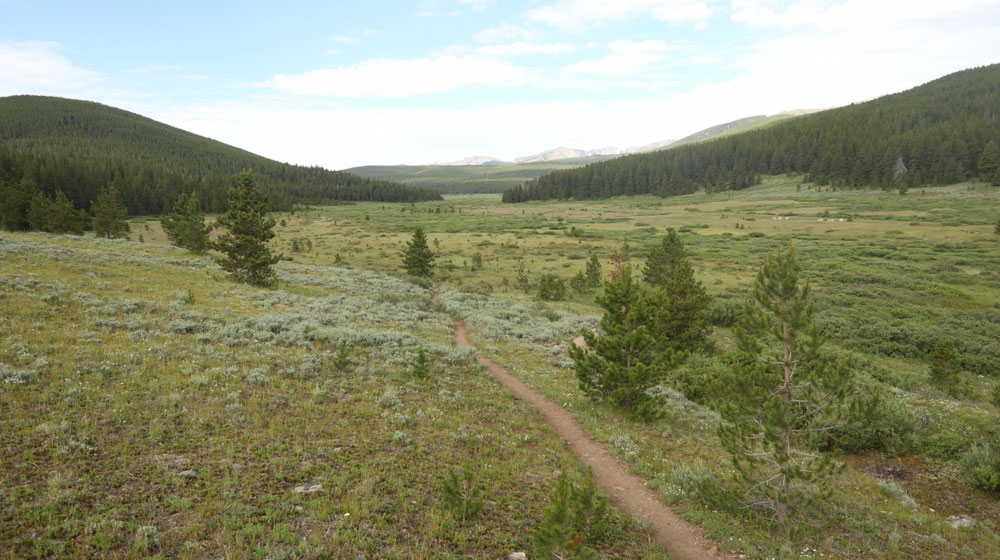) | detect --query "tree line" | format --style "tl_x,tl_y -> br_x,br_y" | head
0,95 -> 441,218
503,64 -> 1000,202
